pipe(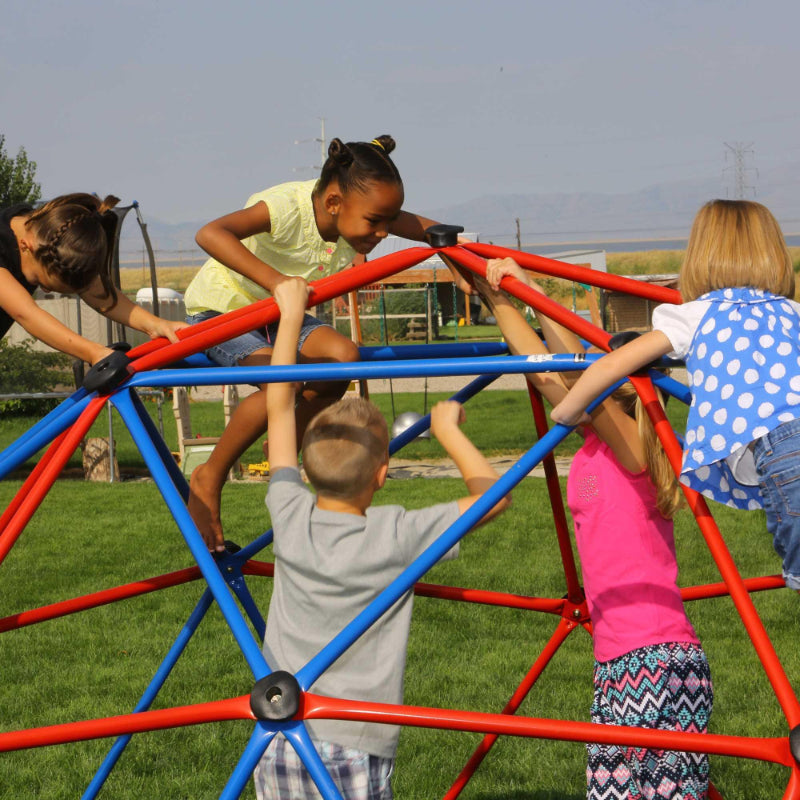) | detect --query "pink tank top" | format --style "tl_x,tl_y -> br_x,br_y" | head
567,429 -> 699,663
